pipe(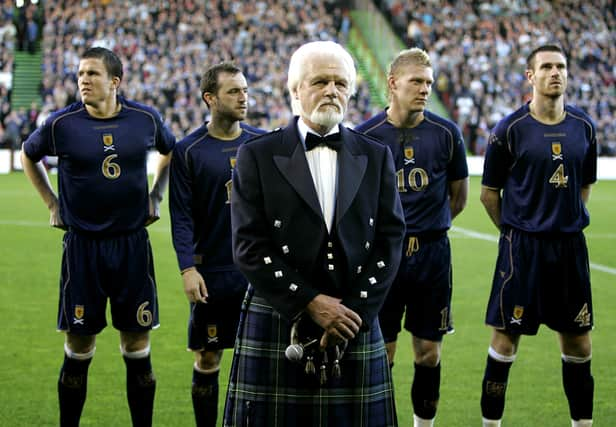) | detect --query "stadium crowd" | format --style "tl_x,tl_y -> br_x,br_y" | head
379,0 -> 616,155
0,0 -> 15,148
1,0 -> 614,156
38,0 -> 373,139
1,0 -> 43,151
